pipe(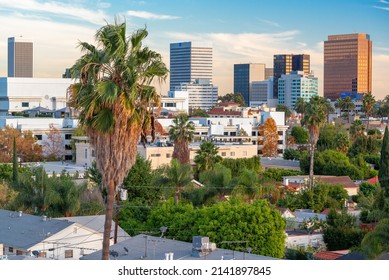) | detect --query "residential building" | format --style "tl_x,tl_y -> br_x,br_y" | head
278,71 -> 318,109
0,77 -> 72,116
250,78 -> 274,106
324,33 -> 372,100
0,210 -> 114,260
0,117 -> 78,160
234,63 -> 266,105
81,234 -> 276,260
169,41 -> 212,91
176,79 -> 218,111
273,54 -> 310,99
7,37 -> 33,78
161,90 -> 189,115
